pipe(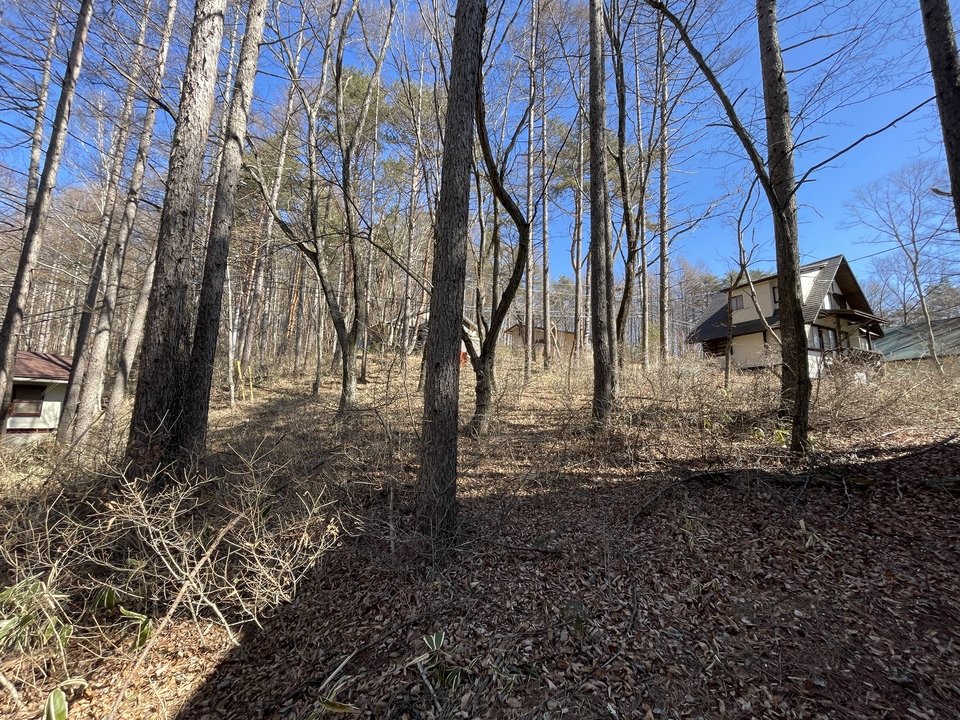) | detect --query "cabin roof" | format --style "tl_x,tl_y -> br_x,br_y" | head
873,317 -> 960,361
12,351 -> 73,383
